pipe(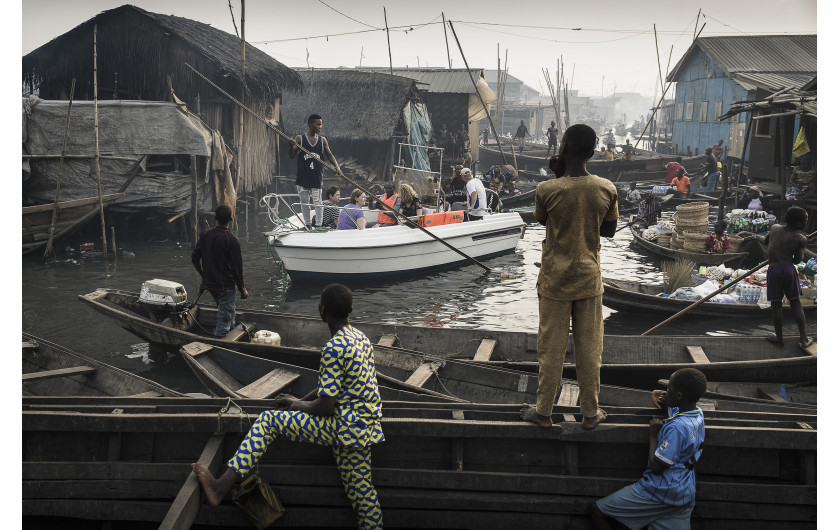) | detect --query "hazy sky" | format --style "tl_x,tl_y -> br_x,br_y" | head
21,0 -> 817,99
